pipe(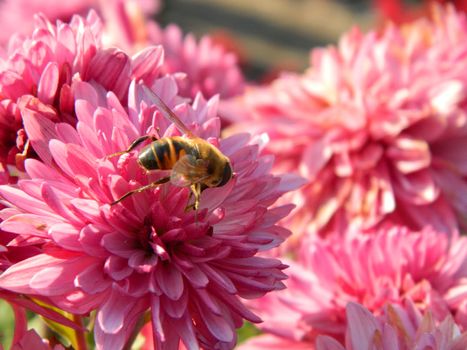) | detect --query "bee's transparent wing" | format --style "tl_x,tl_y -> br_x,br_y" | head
141,85 -> 194,137
170,154 -> 209,187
